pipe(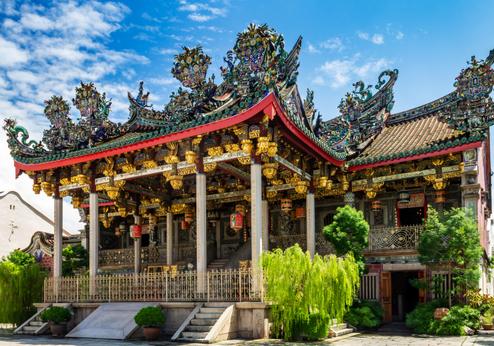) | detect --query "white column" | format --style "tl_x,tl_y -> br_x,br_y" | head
306,192 -> 316,258
262,200 -> 269,252
53,197 -> 63,278
251,162 -> 263,292
89,192 -> 99,295
196,173 -> 207,292
134,215 -> 141,274
166,212 -> 173,265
